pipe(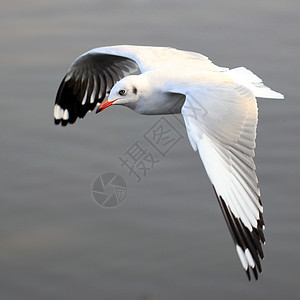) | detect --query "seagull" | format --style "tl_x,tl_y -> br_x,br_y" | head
54,45 -> 284,280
